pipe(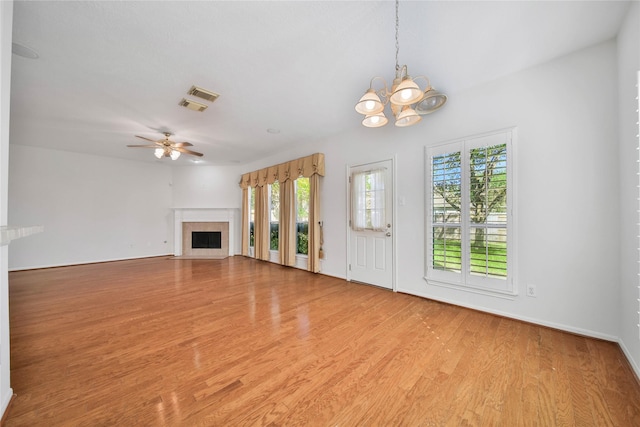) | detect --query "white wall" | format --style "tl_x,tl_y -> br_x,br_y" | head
8,145 -> 174,269
404,40 -> 620,339
0,0 -> 13,418
6,15 -> 633,372
240,40 -> 620,340
617,1 -> 640,377
171,165 -> 243,209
